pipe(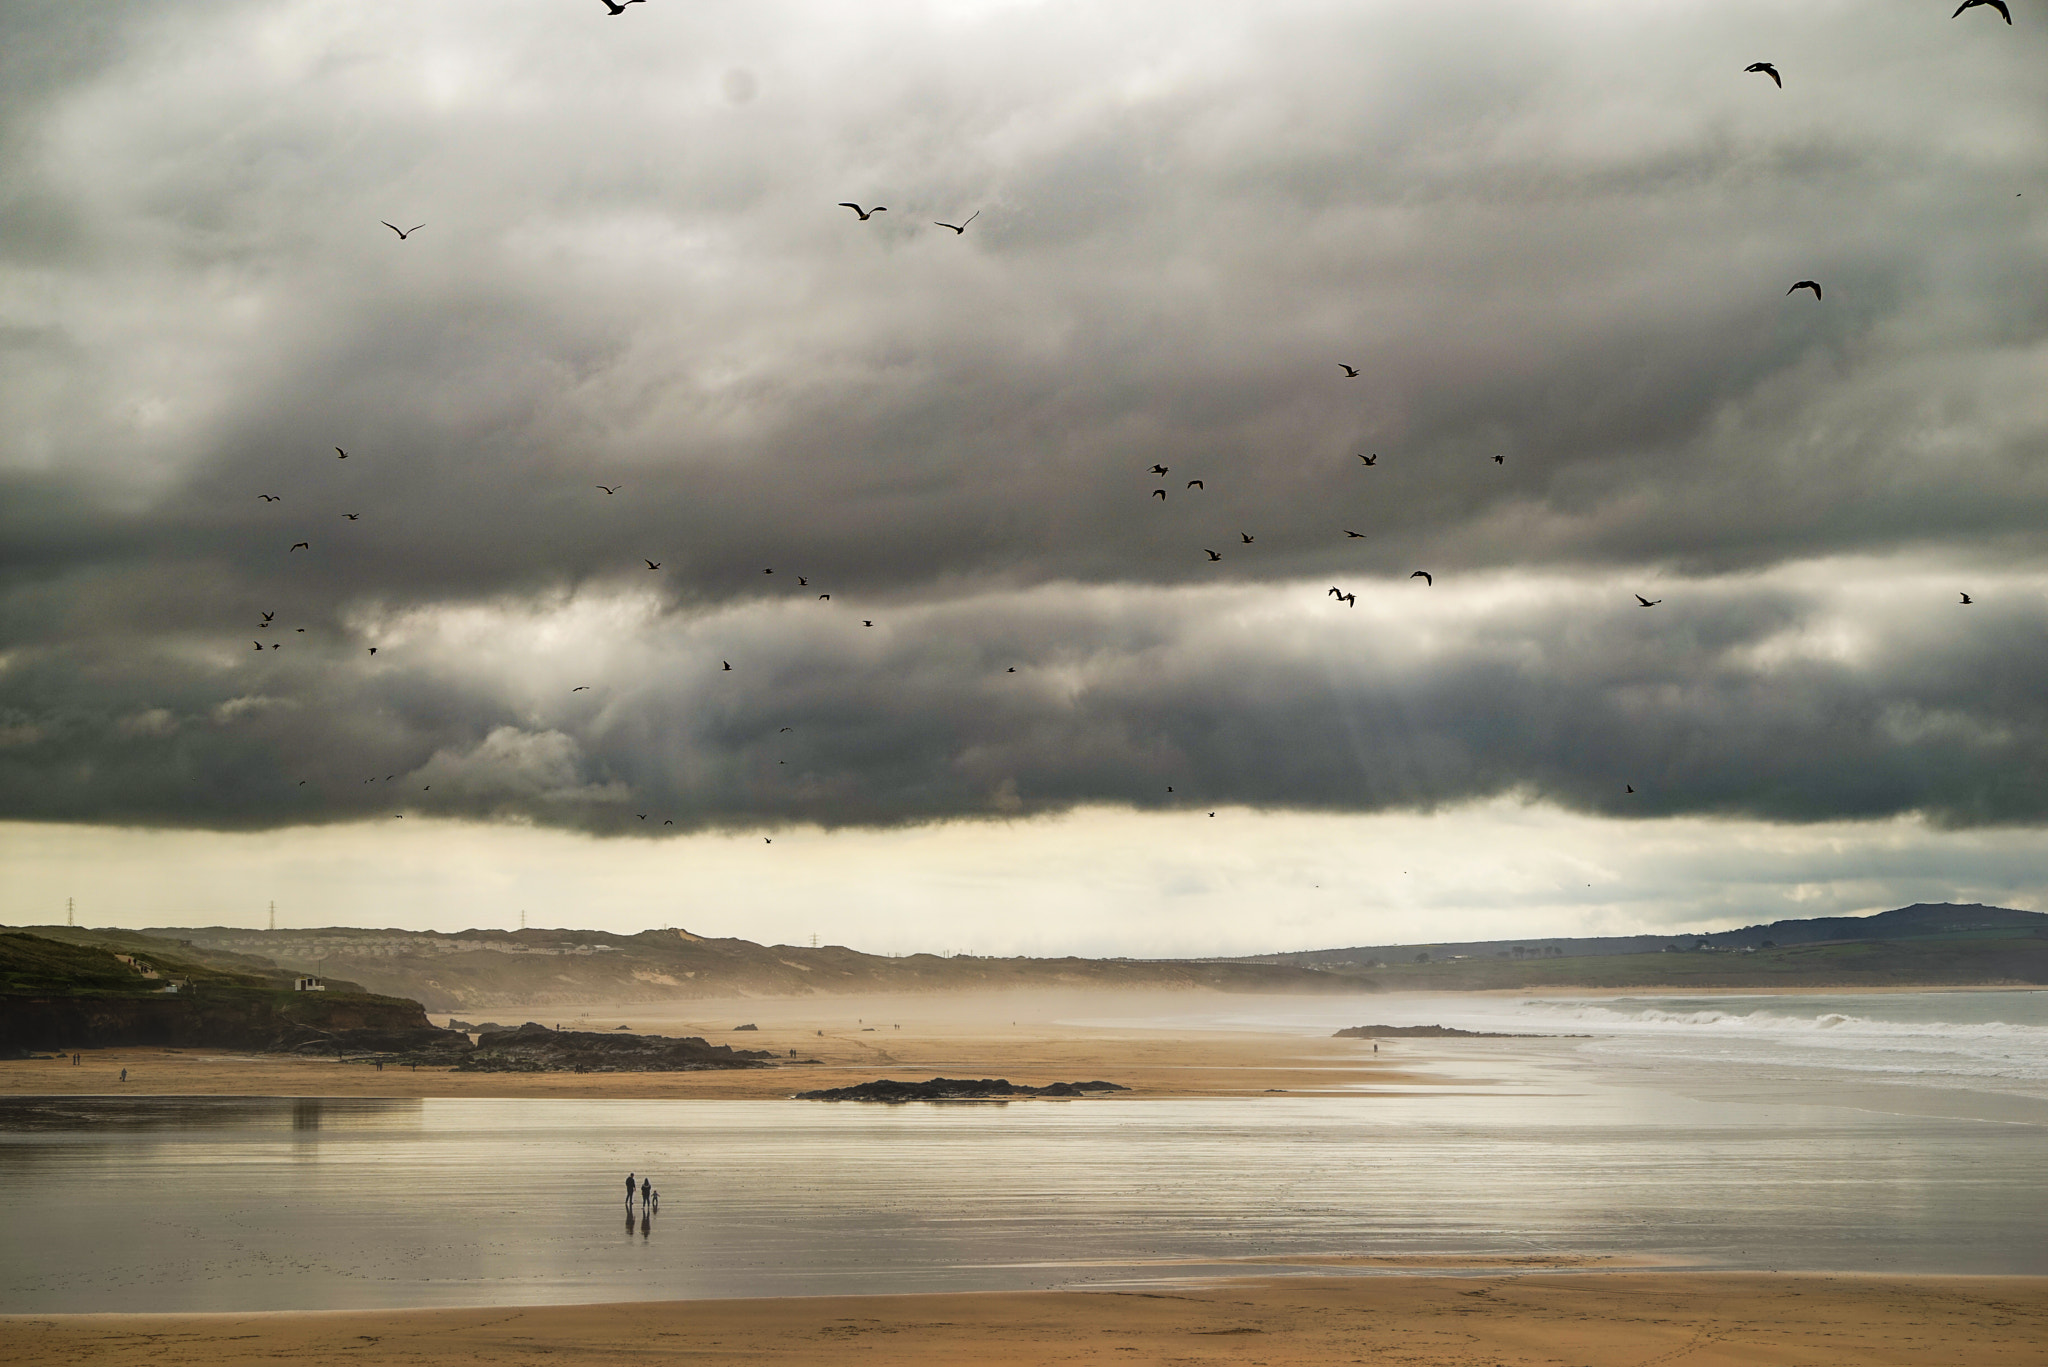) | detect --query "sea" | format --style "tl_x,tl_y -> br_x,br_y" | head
1,989 -> 2043,1312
